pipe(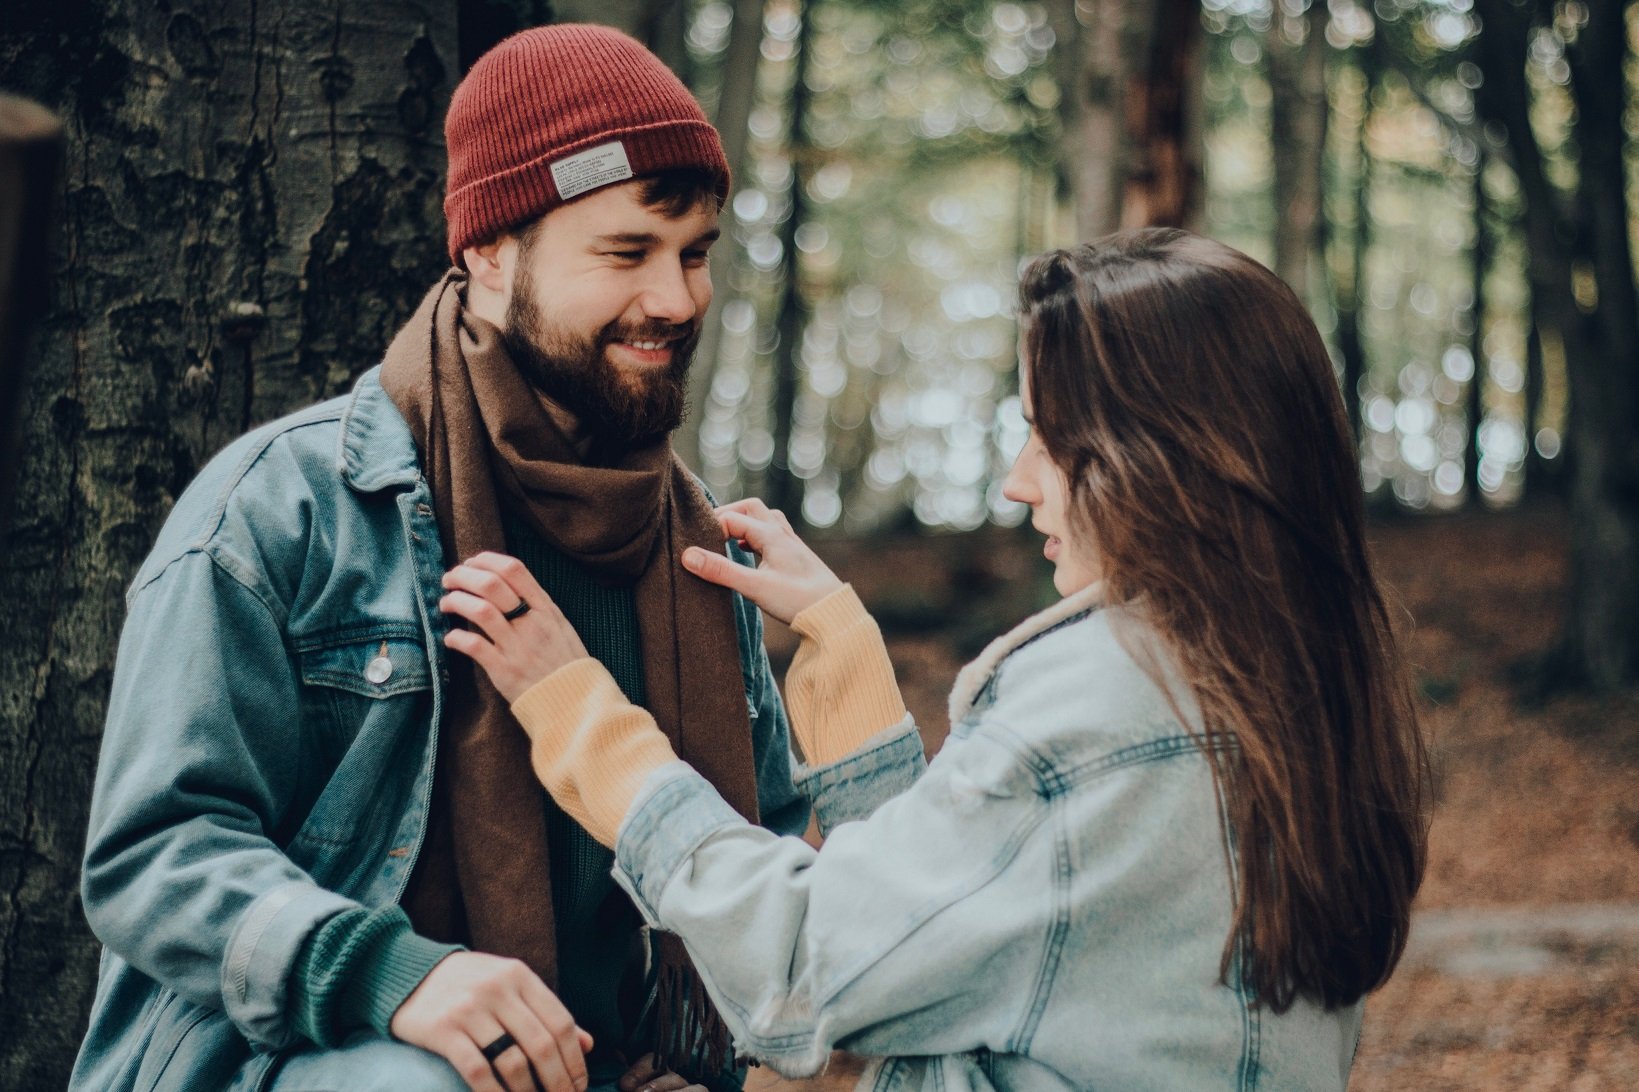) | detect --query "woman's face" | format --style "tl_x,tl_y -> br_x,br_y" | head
1002,363 -> 1103,597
